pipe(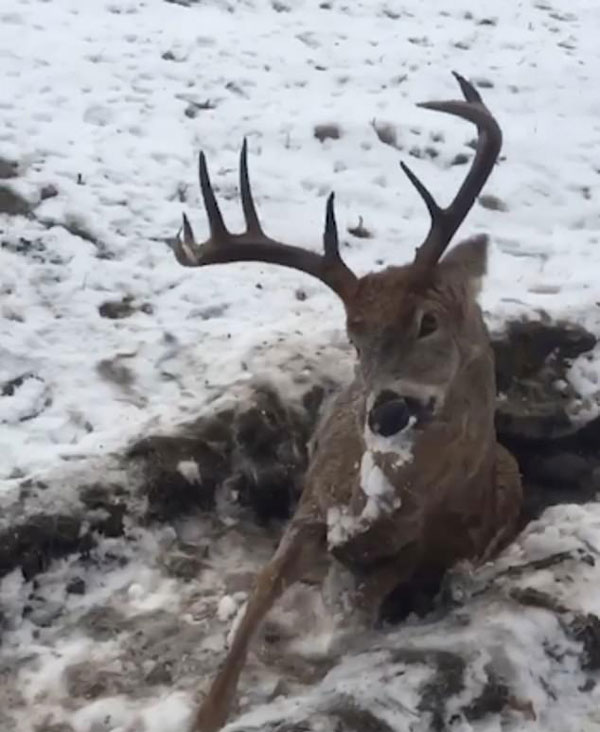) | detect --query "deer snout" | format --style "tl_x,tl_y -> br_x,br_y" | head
368,390 -> 435,437
367,390 -> 411,437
